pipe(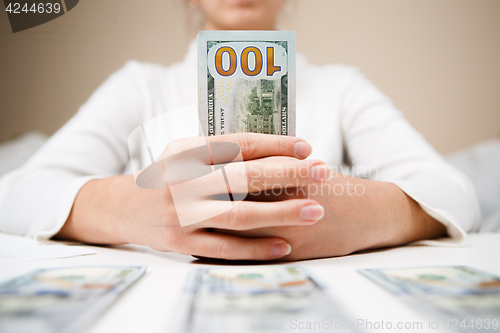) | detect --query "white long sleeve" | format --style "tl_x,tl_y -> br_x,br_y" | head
335,67 -> 481,245
0,40 -> 480,244
0,61 -> 153,240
